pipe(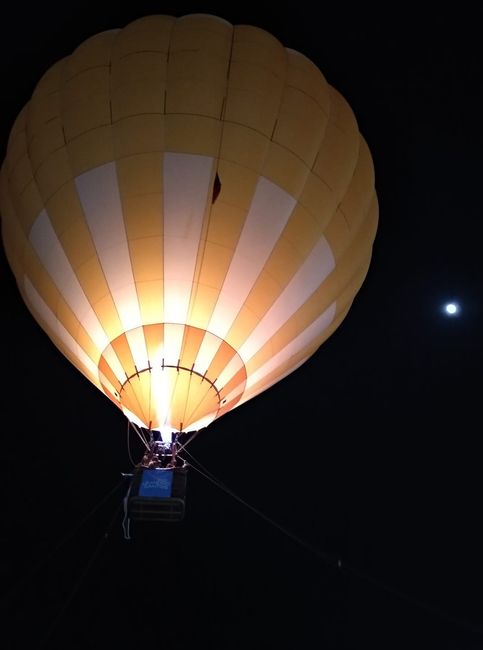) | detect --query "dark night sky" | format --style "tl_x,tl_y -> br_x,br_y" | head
1,3 -> 482,649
